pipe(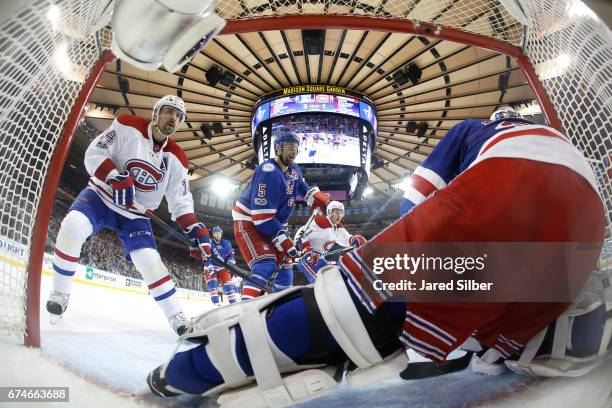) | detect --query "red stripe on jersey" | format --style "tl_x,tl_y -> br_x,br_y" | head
340,252 -> 364,282
54,248 -> 79,263
176,213 -> 197,230
117,115 -> 149,140
482,127 -> 566,155
252,212 -> 276,221
163,138 -> 190,169
242,286 -> 262,298
233,205 -> 251,216
149,274 -> 172,289
411,174 -> 437,197
94,159 -> 117,182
